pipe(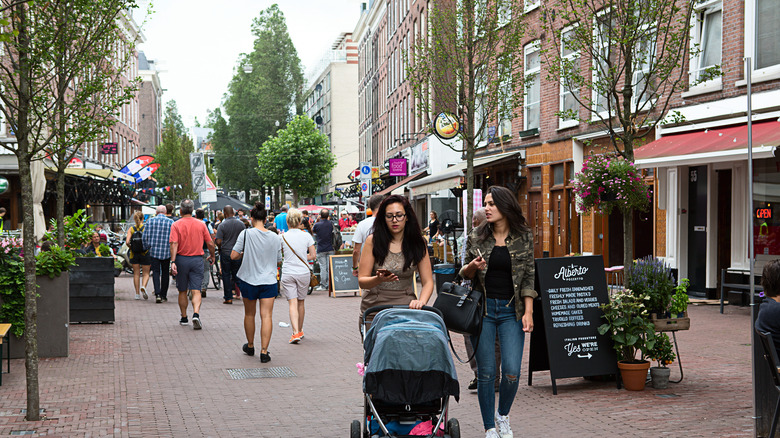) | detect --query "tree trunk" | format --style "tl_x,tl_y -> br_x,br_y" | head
56,168 -> 66,246
17,157 -> 40,421
623,210 -> 633,286
292,189 -> 299,207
